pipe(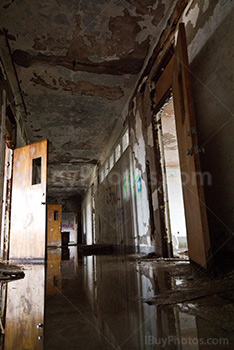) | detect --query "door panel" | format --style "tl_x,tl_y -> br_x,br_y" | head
172,23 -> 211,268
47,204 -> 62,246
9,140 -> 47,260
4,264 -> 45,350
